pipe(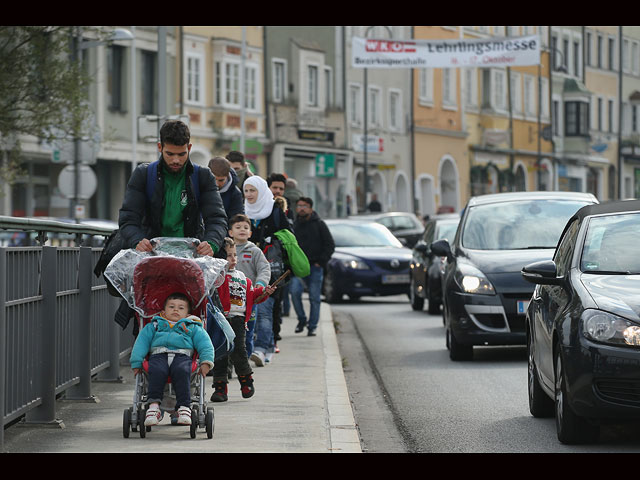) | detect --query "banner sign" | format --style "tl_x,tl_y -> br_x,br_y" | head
352,35 -> 540,69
